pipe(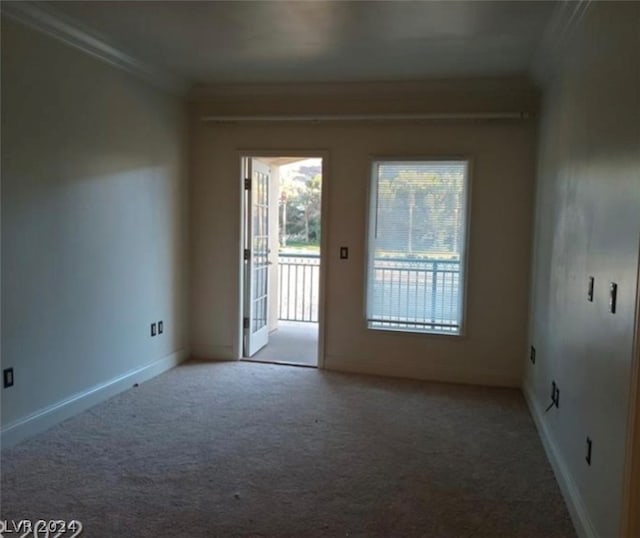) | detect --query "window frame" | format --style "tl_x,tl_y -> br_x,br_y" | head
363,156 -> 473,338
